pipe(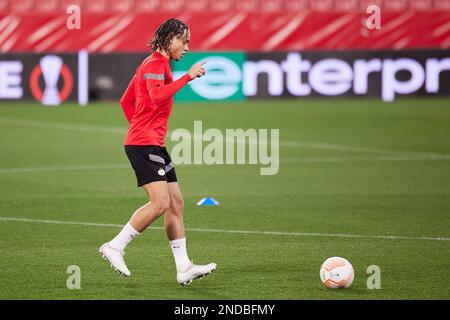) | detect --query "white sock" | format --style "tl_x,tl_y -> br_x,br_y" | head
109,223 -> 140,251
169,237 -> 191,272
